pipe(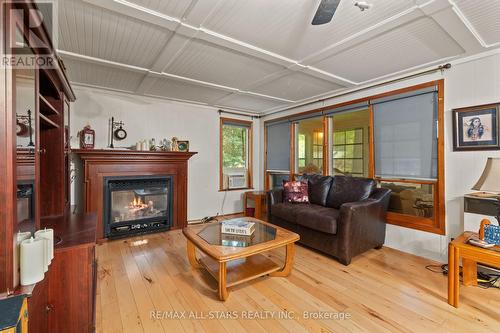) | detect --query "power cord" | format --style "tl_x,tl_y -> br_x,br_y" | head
195,189 -> 229,224
425,264 -> 500,289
